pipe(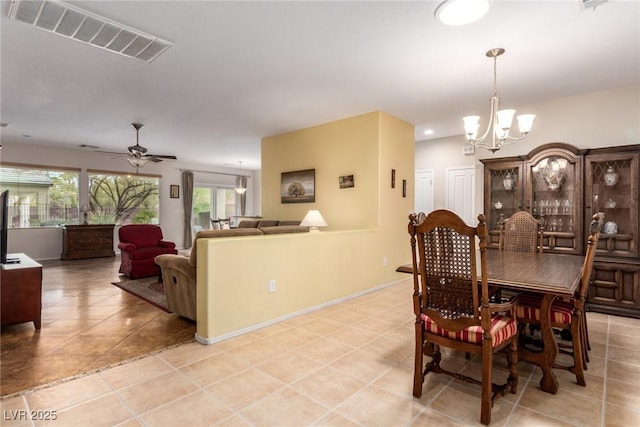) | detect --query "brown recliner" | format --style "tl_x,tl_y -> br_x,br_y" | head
155,228 -> 263,321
